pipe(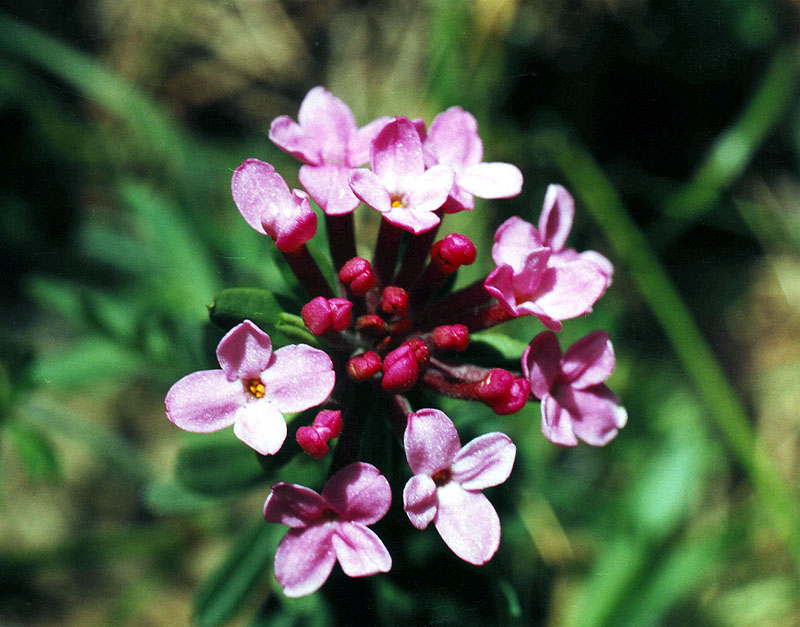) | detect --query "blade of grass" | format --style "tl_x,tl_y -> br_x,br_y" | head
532,127 -> 800,576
